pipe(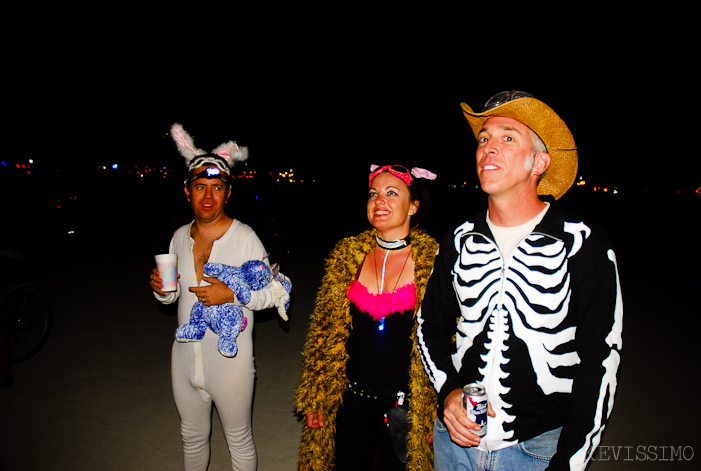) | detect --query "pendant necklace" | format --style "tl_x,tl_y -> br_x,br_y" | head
374,241 -> 411,331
